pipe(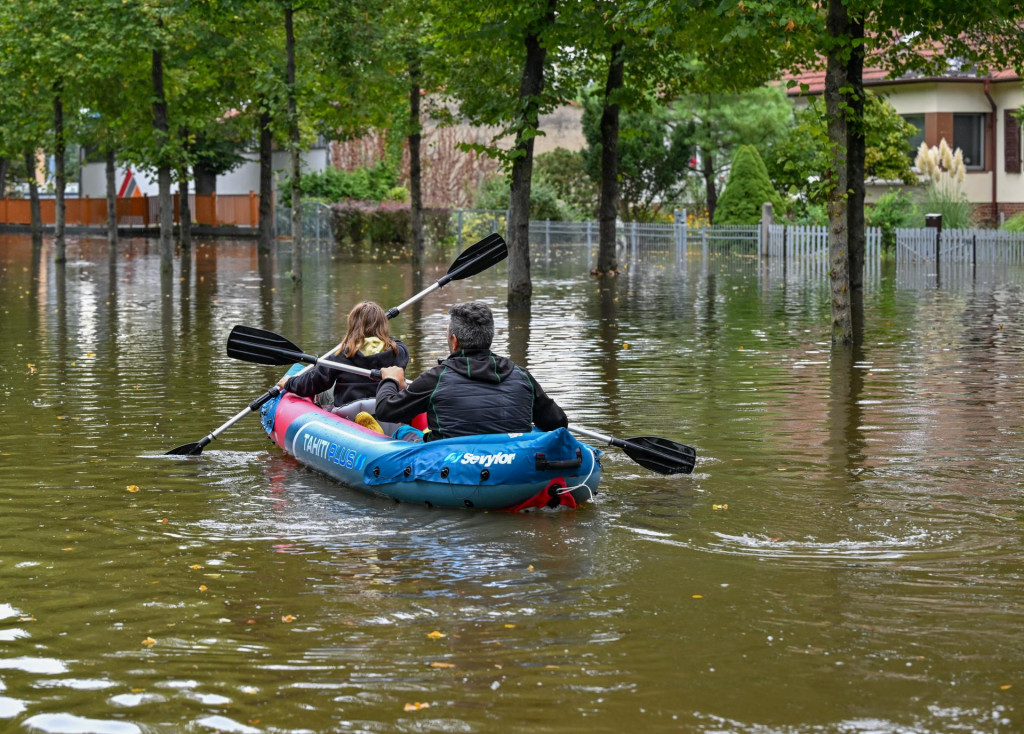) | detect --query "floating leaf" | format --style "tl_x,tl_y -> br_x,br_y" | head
281,615 -> 296,623
429,662 -> 455,669
198,585 -> 208,592
427,630 -> 446,640
142,637 -> 156,648
692,594 -> 703,599
503,624 -> 516,629
126,485 -> 140,493
190,564 -> 203,570
404,702 -> 430,711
